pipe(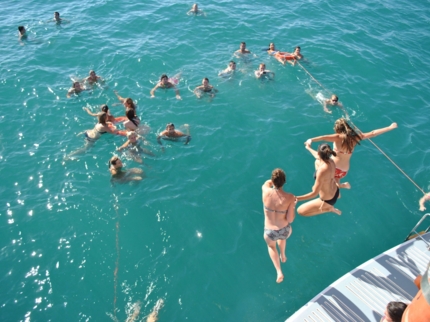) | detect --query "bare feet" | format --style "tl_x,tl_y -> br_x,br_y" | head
332,207 -> 342,216
339,182 -> 351,189
276,271 -> 284,283
280,254 -> 287,263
